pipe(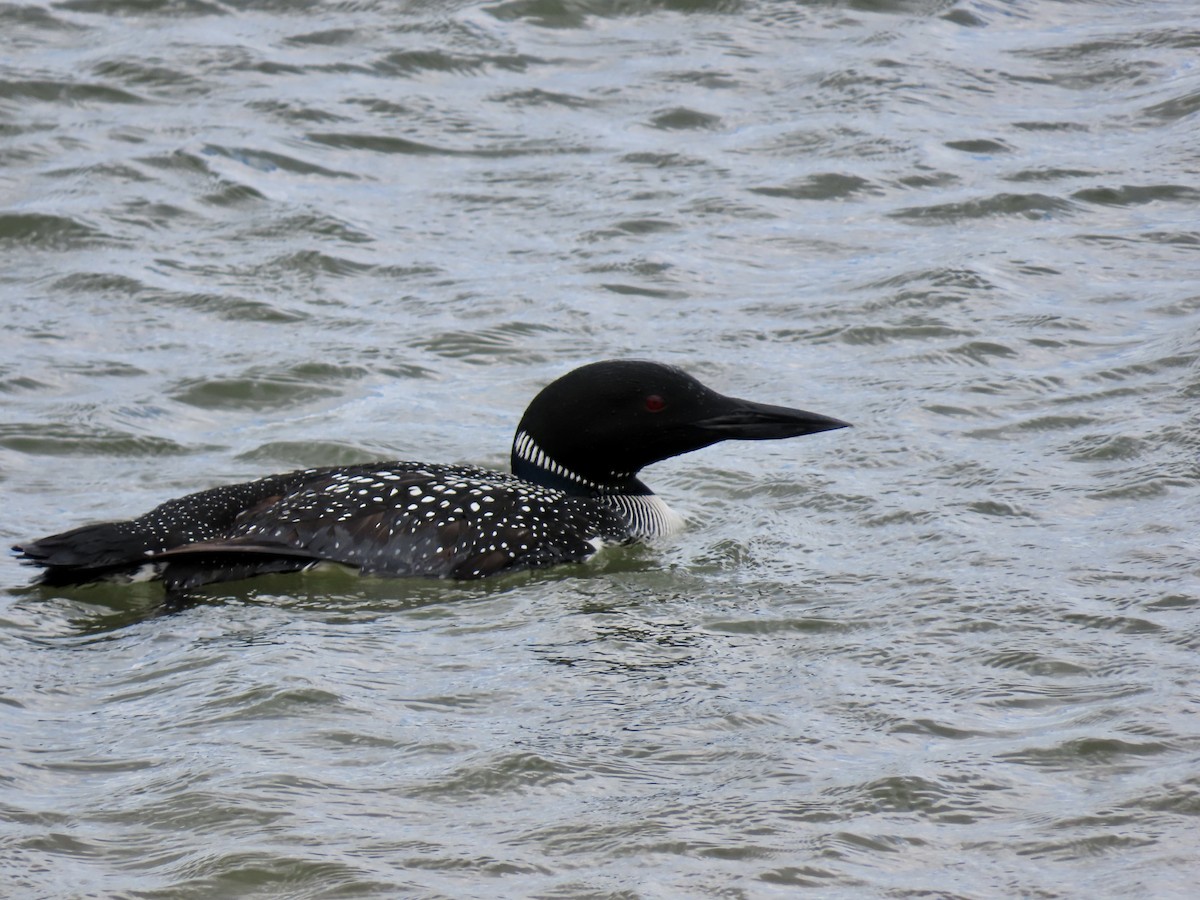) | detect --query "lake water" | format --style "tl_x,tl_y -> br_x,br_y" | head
3,0 -> 1199,896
